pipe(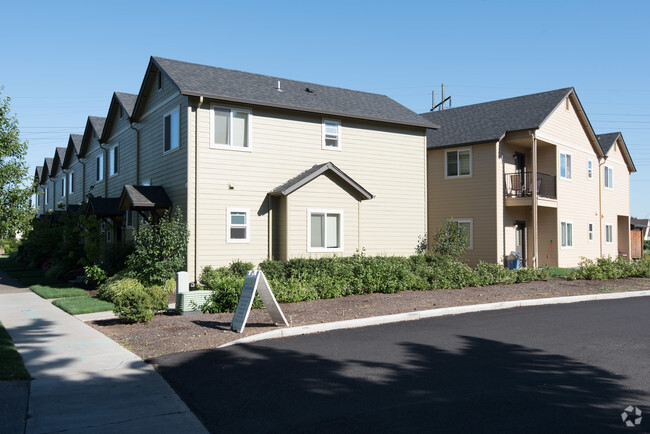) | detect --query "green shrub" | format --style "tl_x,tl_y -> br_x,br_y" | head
474,261 -> 516,286
101,241 -> 135,275
228,260 -> 254,277
126,210 -> 189,284
113,286 -> 156,323
258,259 -> 286,281
97,274 -> 143,303
431,218 -> 469,259
84,264 -> 107,286
571,256 -> 648,280
515,266 -> 549,283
